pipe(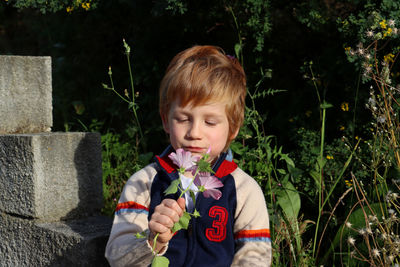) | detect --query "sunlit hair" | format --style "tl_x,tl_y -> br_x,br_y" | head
159,45 -> 247,145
